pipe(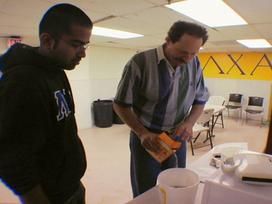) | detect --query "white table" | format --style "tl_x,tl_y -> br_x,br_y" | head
204,104 -> 225,115
188,143 -> 248,181
126,184 -> 205,204
126,143 -> 250,204
202,169 -> 272,204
